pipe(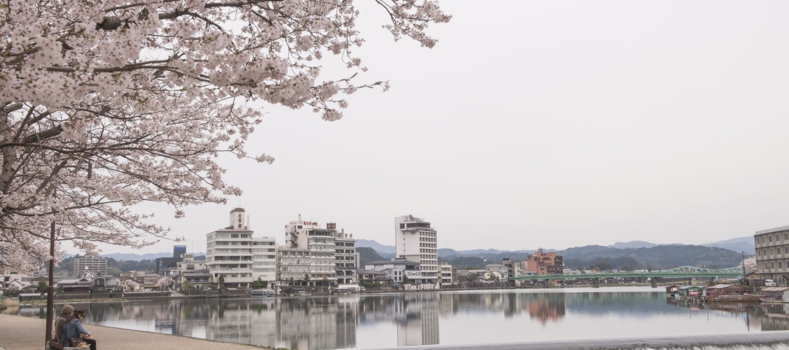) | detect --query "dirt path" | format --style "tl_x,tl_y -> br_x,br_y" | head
0,314 -> 265,350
